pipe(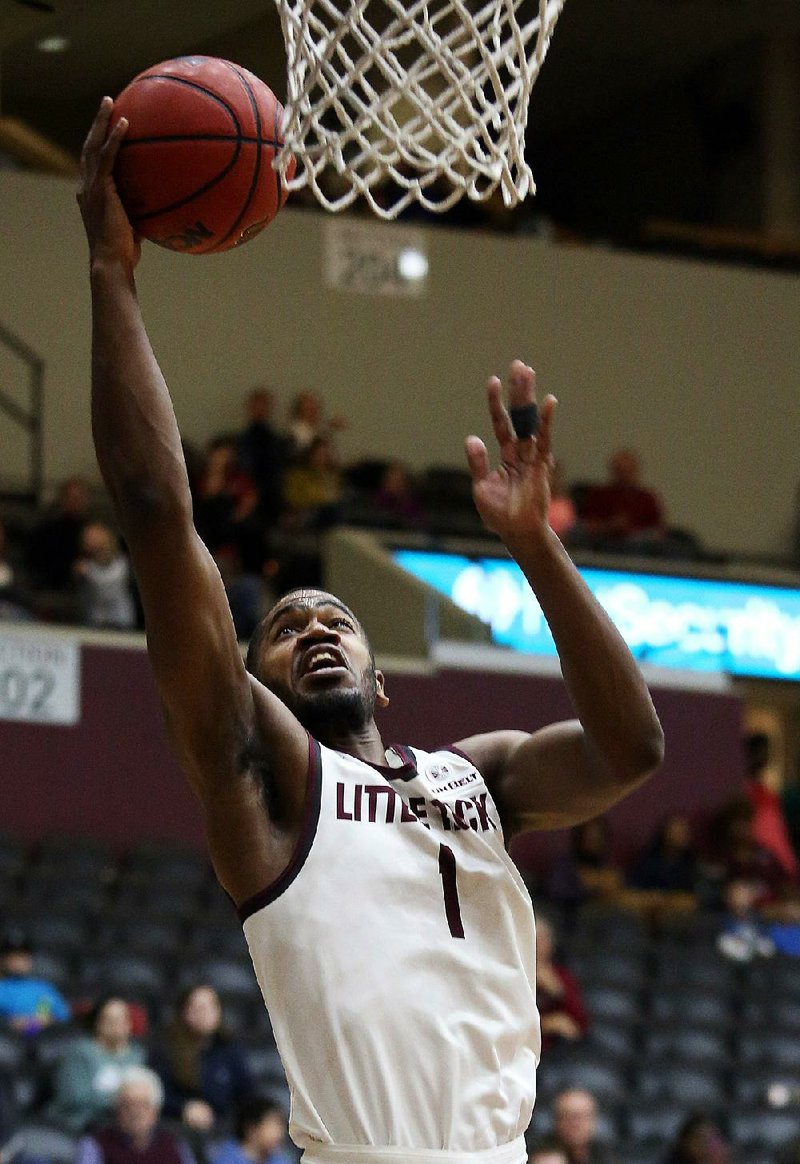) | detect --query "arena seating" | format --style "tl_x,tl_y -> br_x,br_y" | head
3,836 -> 800,1160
